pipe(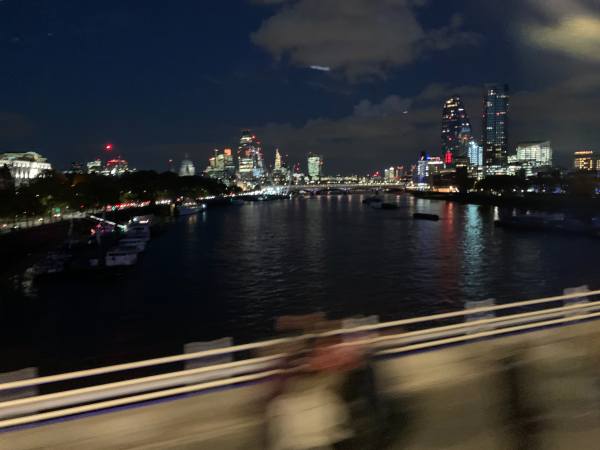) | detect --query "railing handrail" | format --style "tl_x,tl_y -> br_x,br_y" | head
2,298 -> 599,414
342,298 -> 600,348
2,305 -> 600,430
0,370 -> 283,429
1,289 -> 597,392
321,289 -> 600,337
0,336 -> 292,391
0,354 -> 284,413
